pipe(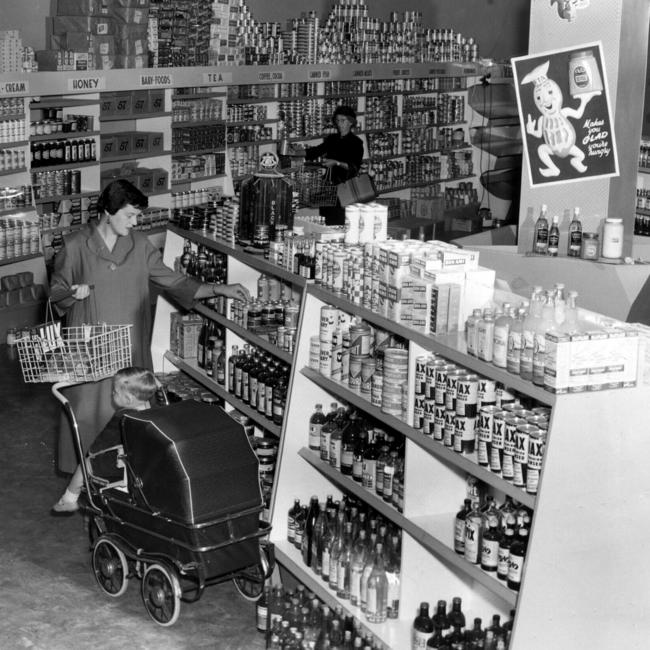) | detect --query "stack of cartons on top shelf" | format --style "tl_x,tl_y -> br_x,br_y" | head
40,0 -> 150,71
